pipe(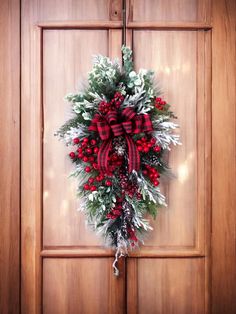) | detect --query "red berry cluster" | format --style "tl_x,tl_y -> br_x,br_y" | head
110,91 -> 124,108
108,153 -> 124,172
136,136 -> 156,153
119,171 -> 142,199
142,165 -> 160,186
98,101 -> 110,114
83,173 -> 112,192
98,91 -> 124,114
69,137 -> 99,171
155,97 -> 166,110
135,136 -> 161,154
106,202 -> 123,220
